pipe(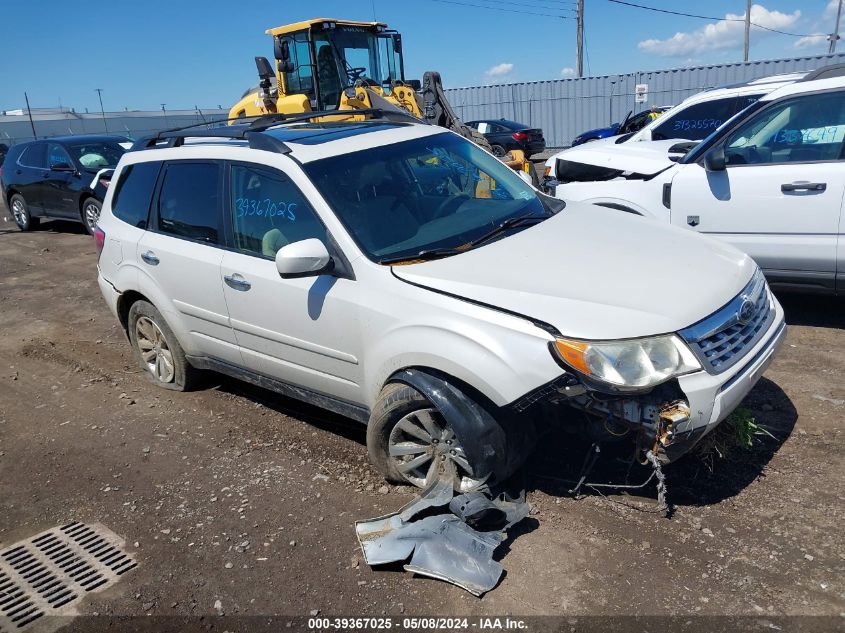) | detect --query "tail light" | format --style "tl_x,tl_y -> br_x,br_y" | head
94,226 -> 106,261
512,131 -> 528,142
